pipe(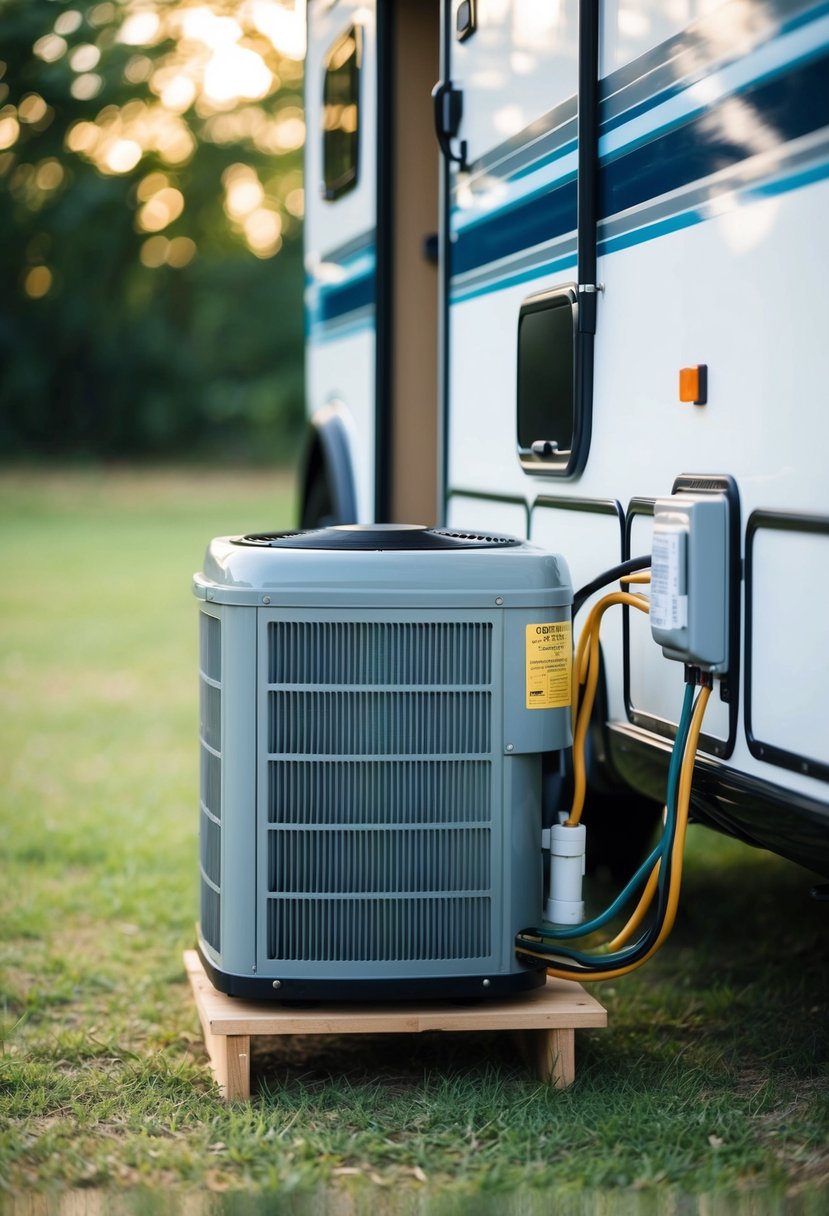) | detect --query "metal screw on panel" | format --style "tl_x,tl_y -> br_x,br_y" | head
263,596 -> 271,604
482,979 -> 491,988
272,980 -> 282,990
506,743 -> 514,752
495,596 -> 504,605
